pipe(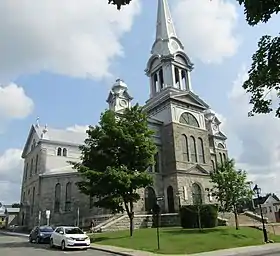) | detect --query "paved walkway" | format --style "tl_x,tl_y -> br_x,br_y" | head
2,230 -> 280,256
